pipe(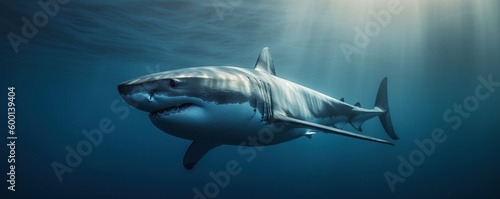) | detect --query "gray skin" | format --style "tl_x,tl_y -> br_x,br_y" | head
118,48 -> 398,169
